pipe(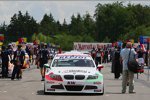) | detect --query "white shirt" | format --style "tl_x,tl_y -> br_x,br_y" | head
120,48 -> 136,70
